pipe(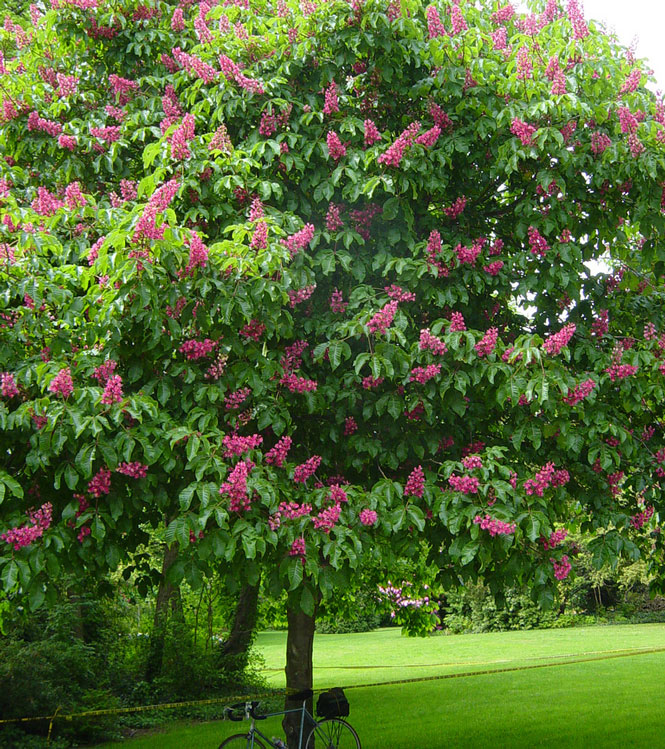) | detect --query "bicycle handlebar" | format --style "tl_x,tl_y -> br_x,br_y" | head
224,700 -> 267,721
